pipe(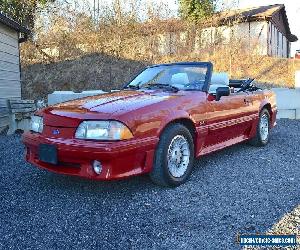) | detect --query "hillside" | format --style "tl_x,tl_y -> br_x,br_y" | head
22,53 -> 148,100
21,51 -> 300,101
